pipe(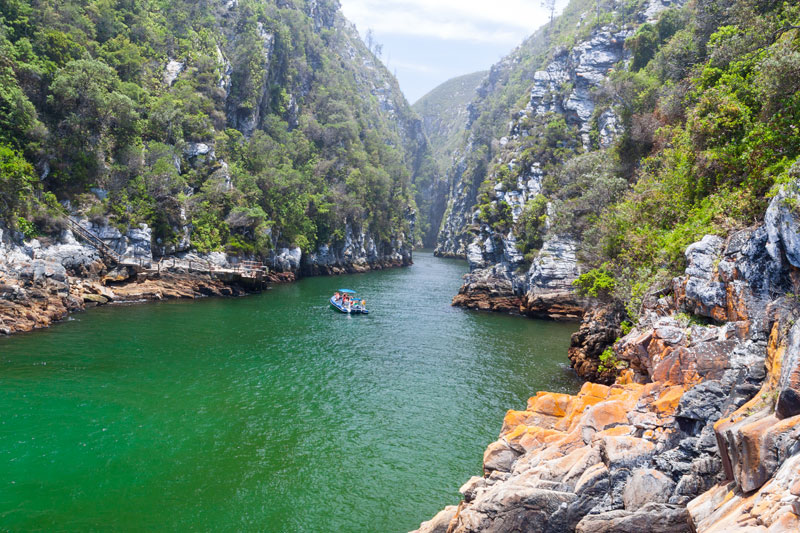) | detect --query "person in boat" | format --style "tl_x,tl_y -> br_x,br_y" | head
334,292 -> 340,302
